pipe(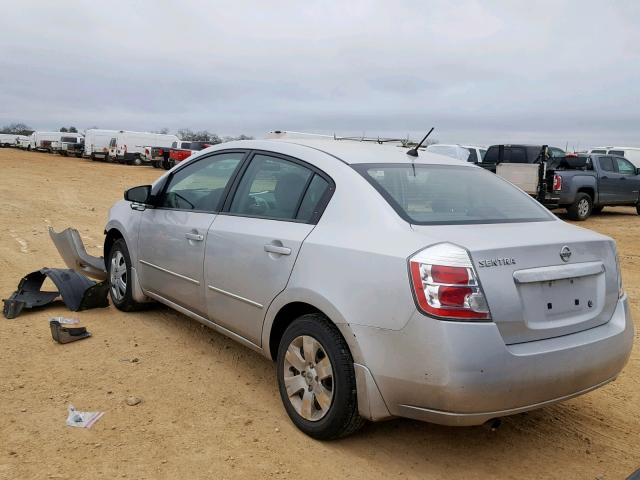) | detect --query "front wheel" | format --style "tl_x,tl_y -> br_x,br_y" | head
567,193 -> 592,221
107,239 -> 144,311
276,313 -> 365,440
